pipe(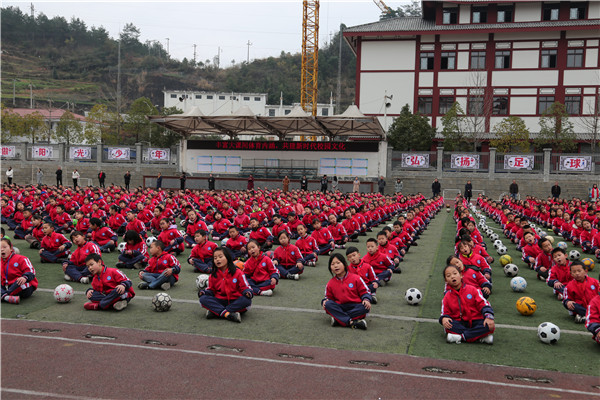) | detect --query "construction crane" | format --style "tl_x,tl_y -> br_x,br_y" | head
300,0 -> 319,117
373,0 -> 392,14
